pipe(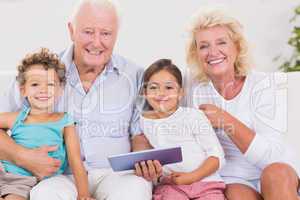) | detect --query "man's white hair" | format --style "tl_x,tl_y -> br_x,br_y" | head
69,0 -> 122,26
